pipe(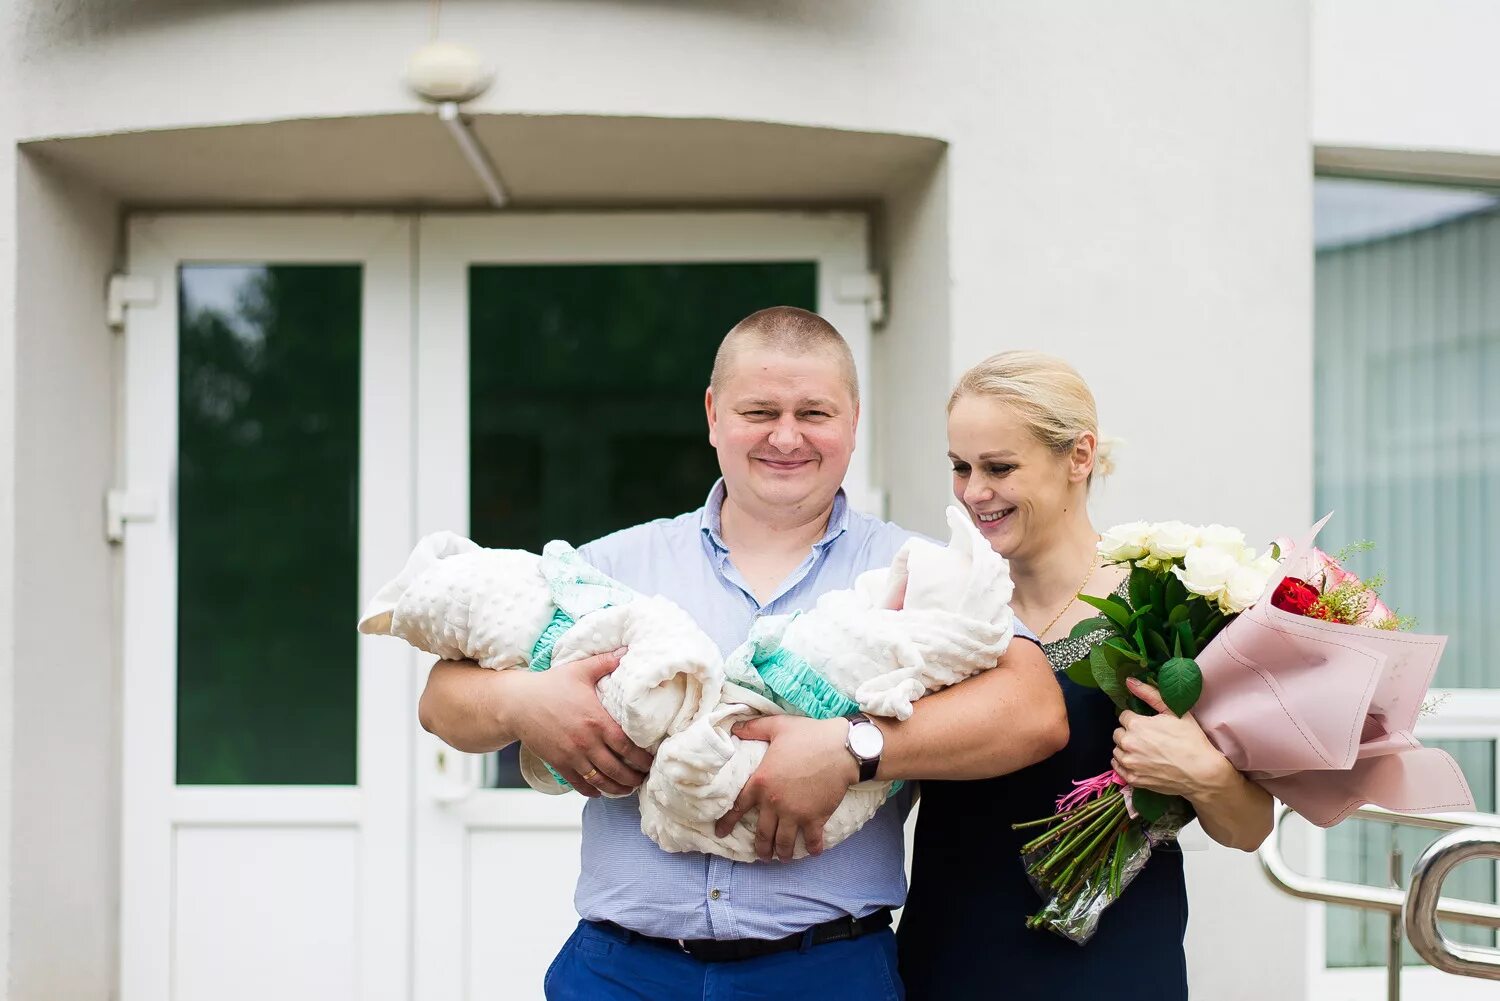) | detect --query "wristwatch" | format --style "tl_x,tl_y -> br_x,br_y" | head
843,711 -> 884,783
